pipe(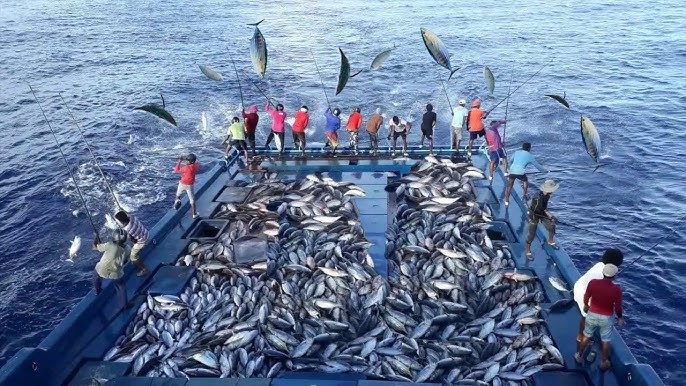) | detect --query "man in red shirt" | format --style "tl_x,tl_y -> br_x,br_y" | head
345,107 -> 362,154
173,154 -> 200,219
575,263 -> 624,371
291,105 -> 309,156
241,106 -> 259,157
